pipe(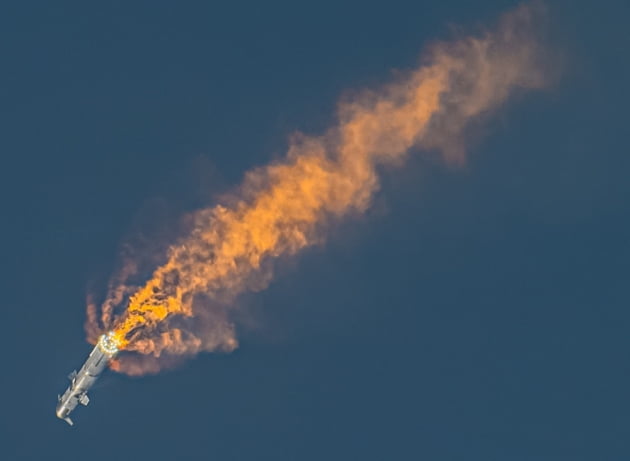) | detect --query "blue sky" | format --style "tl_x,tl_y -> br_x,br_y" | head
1,1 -> 629,459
